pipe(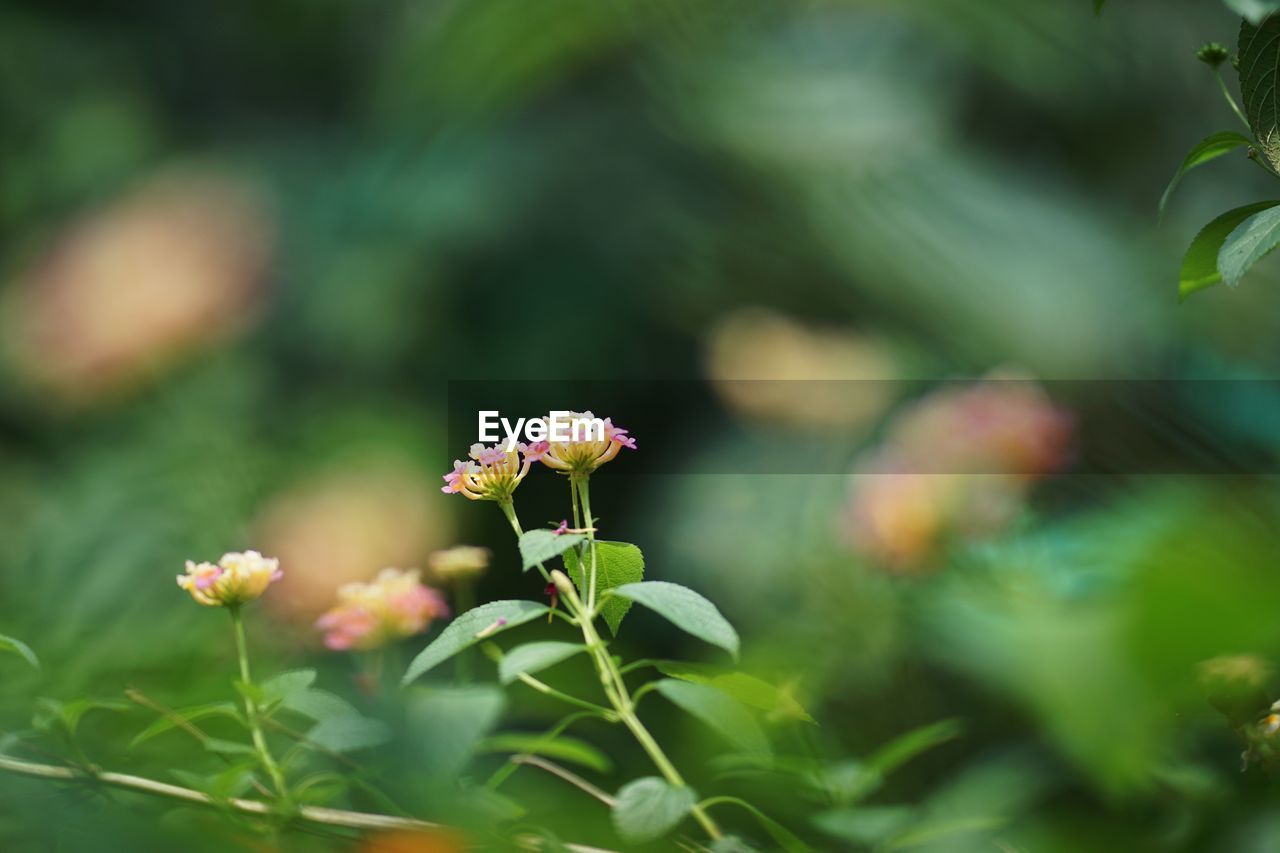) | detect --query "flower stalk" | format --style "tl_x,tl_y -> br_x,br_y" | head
229,605 -> 289,799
